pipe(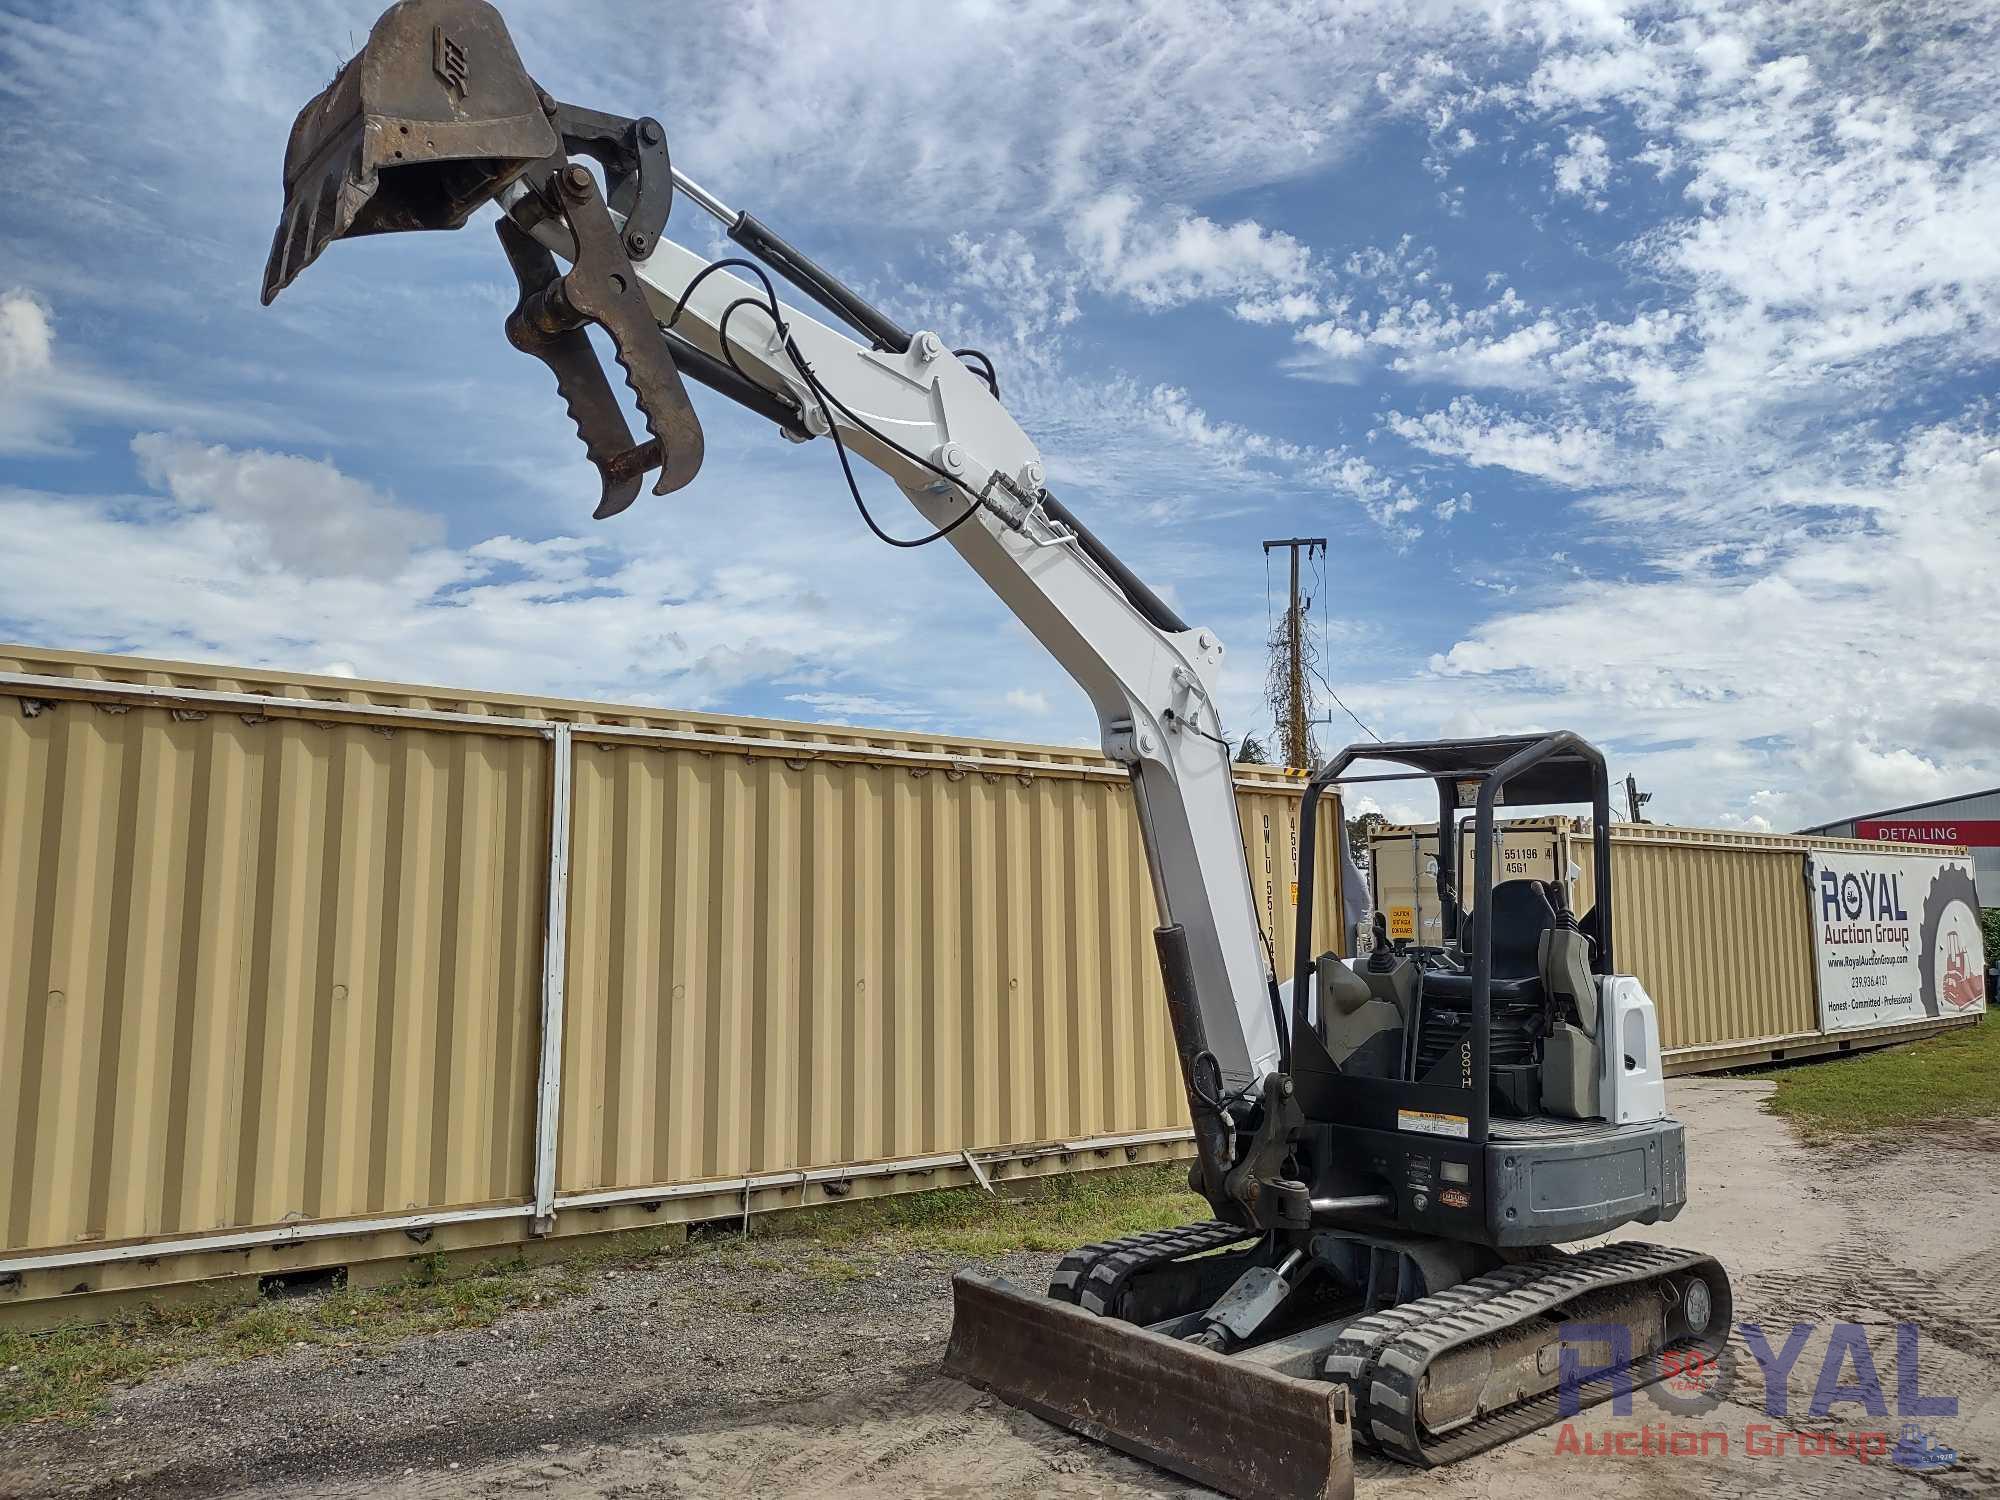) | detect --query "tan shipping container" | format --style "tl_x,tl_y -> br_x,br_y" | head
1366,818 -> 1974,1070
0,646 -> 1340,1314
1366,817 -> 1584,945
